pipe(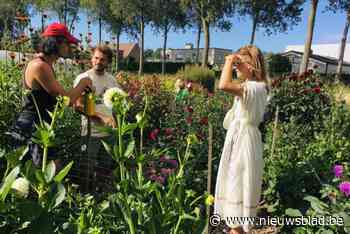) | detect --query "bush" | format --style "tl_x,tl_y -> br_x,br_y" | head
268,54 -> 292,77
177,65 -> 216,92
